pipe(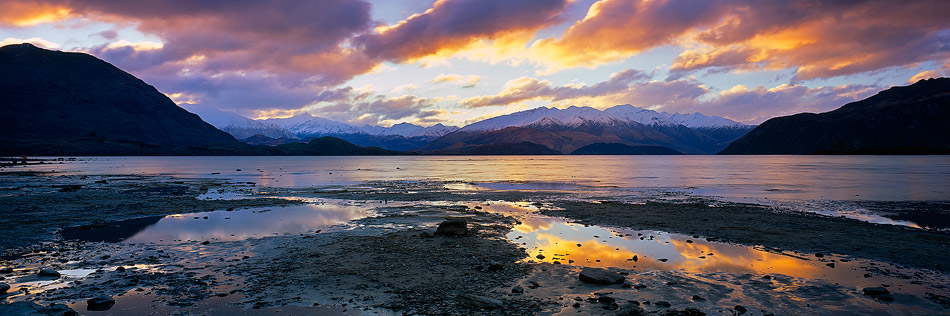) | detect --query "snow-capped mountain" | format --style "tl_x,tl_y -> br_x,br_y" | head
458,105 -> 746,132
183,106 -> 297,140
264,115 -> 459,138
